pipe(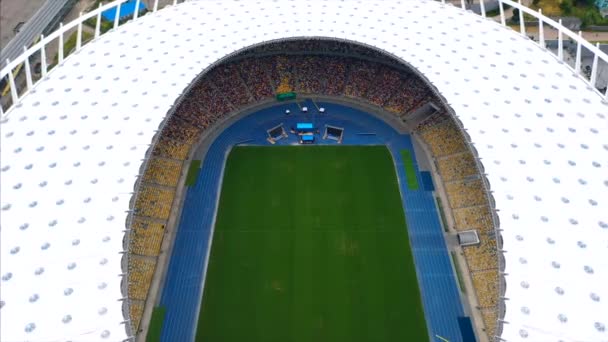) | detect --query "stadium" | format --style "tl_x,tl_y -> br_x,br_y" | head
0,0 -> 607,341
